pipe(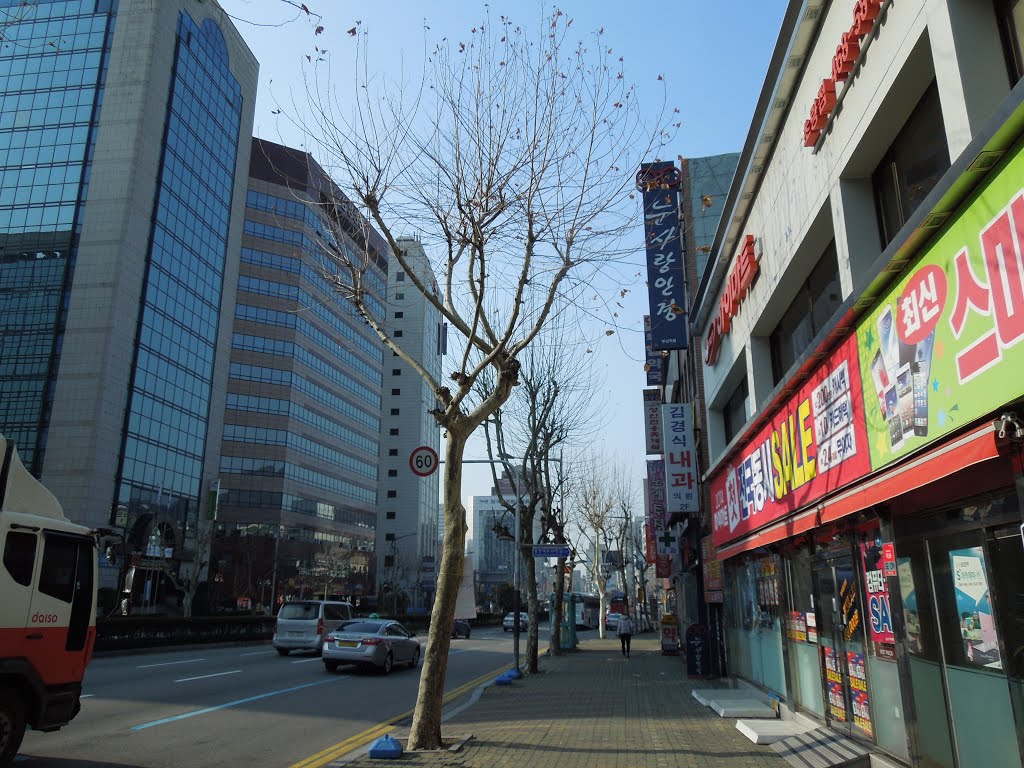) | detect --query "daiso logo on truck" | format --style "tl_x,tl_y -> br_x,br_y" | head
31,612 -> 60,624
